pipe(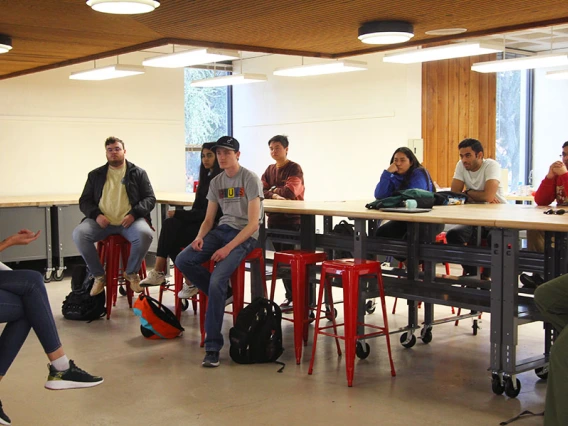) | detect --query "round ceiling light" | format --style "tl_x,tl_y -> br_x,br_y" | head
0,34 -> 13,54
425,28 -> 467,36
358,21 -> 414,45
86,0 -> 160,14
